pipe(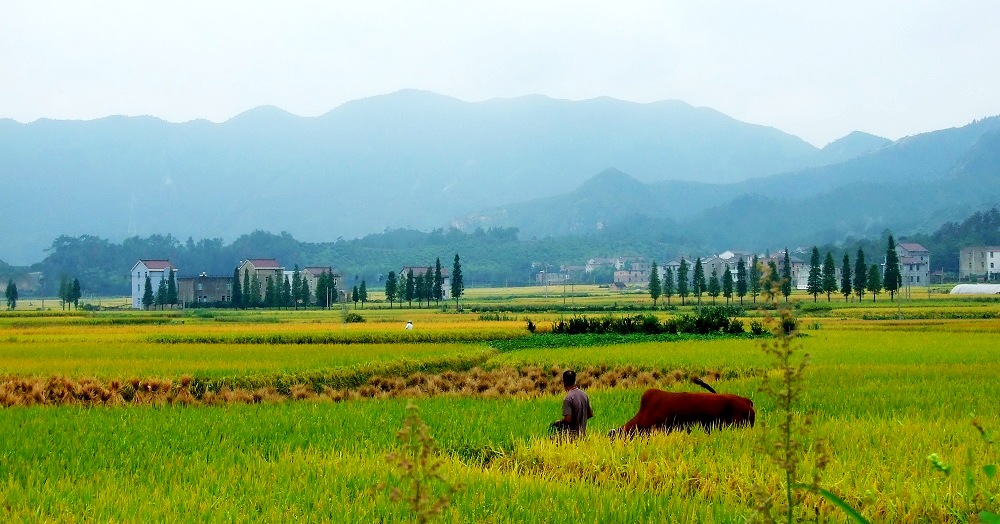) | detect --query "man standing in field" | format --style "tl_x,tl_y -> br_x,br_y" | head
552,370 -> 593,438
